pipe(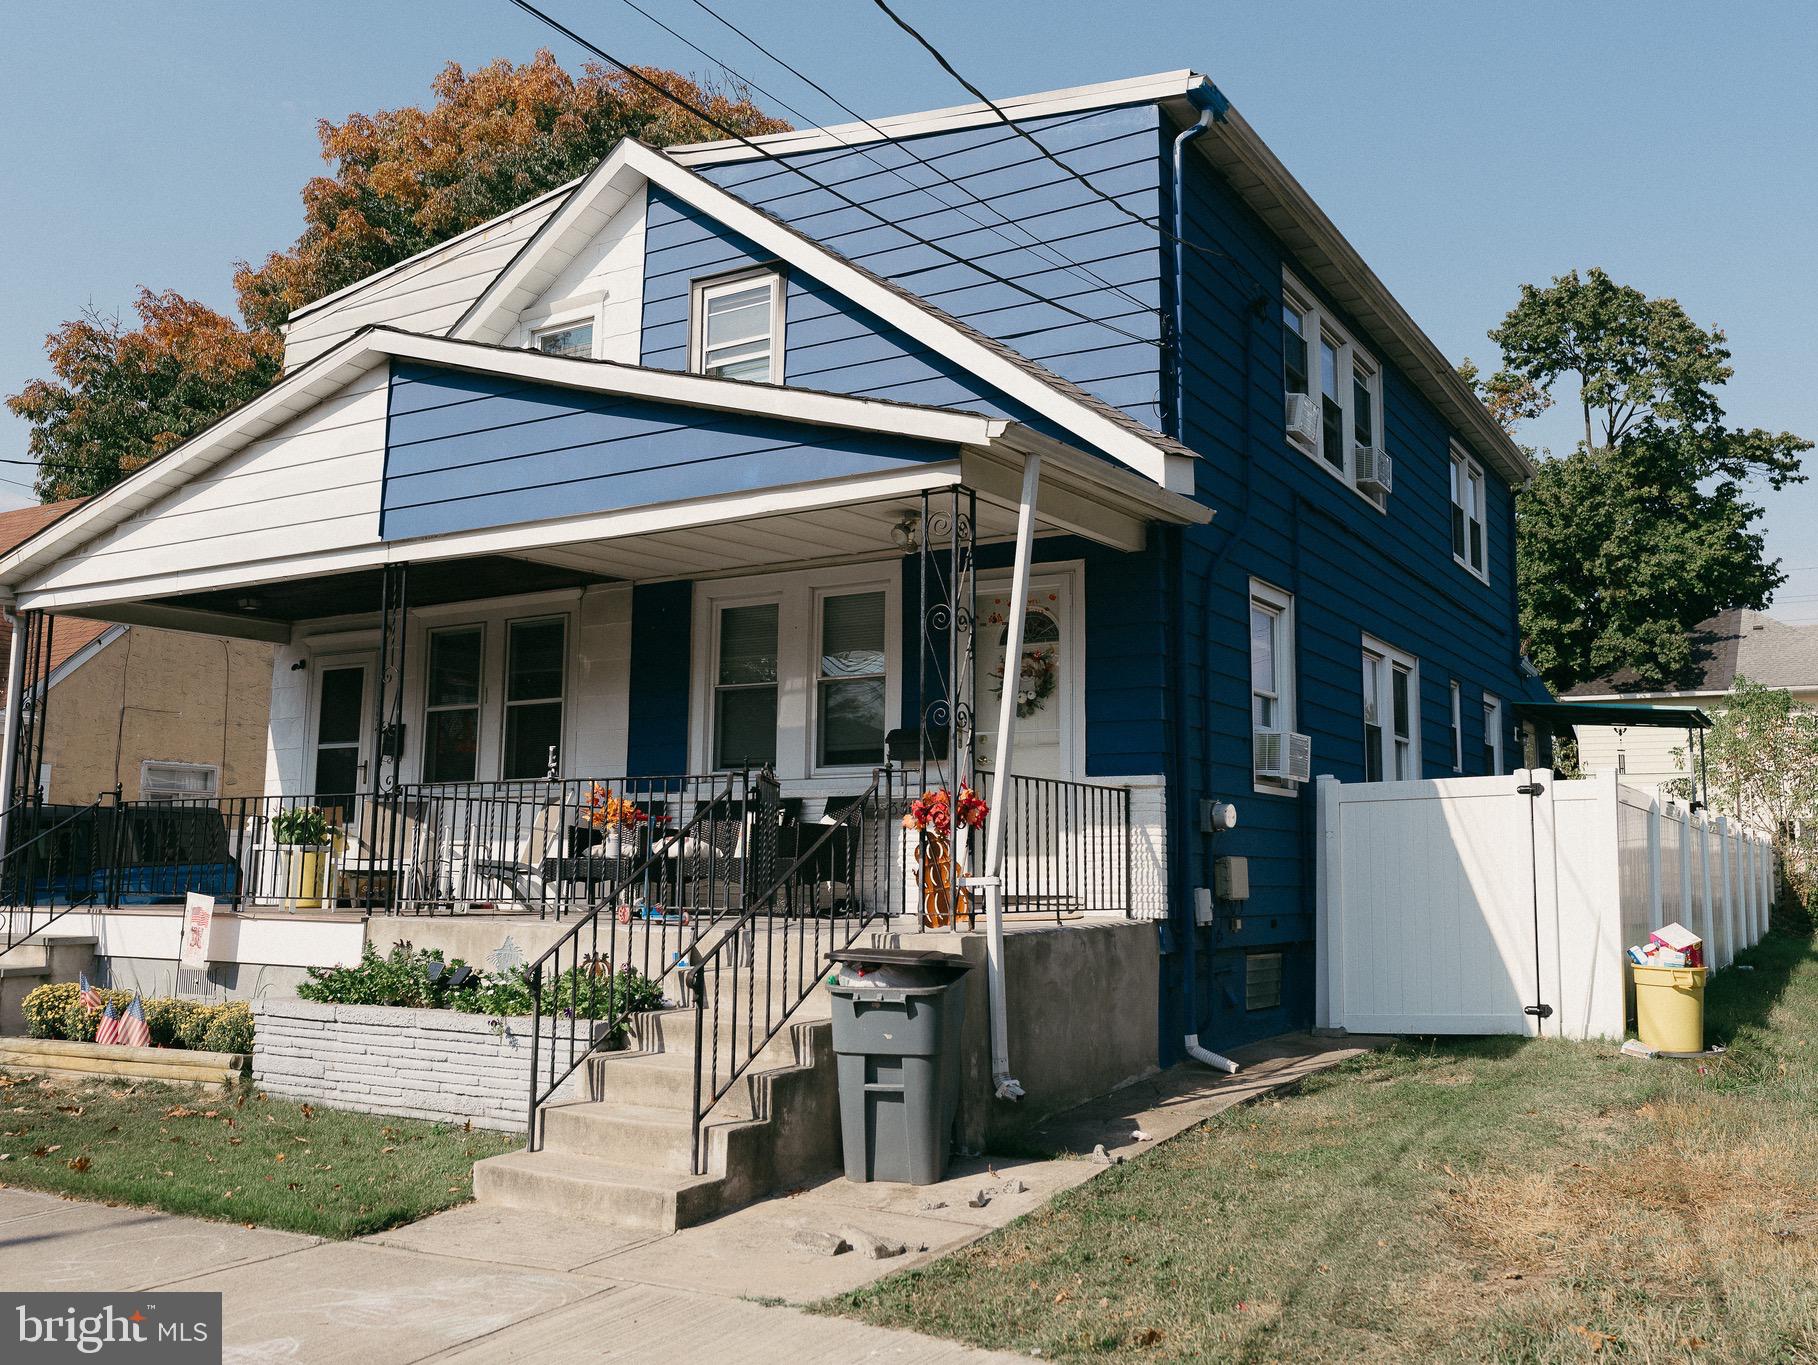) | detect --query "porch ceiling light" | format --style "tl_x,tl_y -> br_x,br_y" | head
891,515 -> 920,551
